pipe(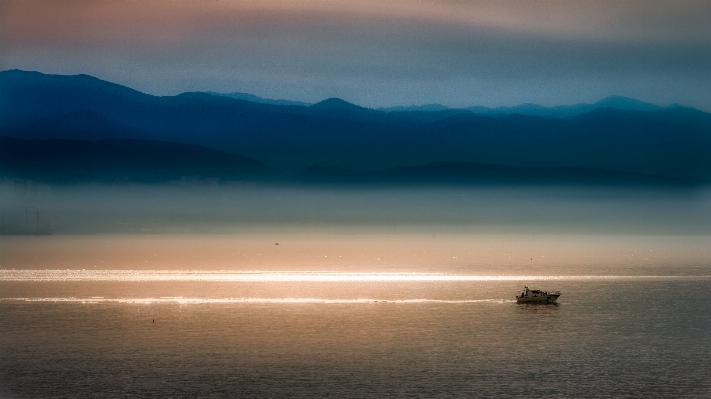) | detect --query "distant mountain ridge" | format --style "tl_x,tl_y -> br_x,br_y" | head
205,91 -> 310,107
379,96 -> 679,118
209,91 -> 672,118
377,104 -> 451,113
2,70 -> 710,180
1,137 -> 699,186
295,162 -> 699,186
